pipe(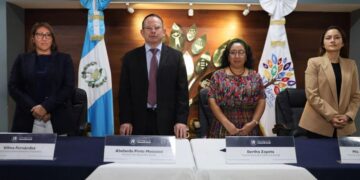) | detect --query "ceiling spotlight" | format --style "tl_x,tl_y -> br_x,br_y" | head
126,2 -> 134,14
243,3 -> 251,16
188,3 -> 194,17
